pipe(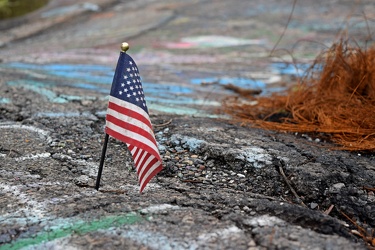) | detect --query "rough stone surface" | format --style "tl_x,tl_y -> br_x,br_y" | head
1,0 -> 375,249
